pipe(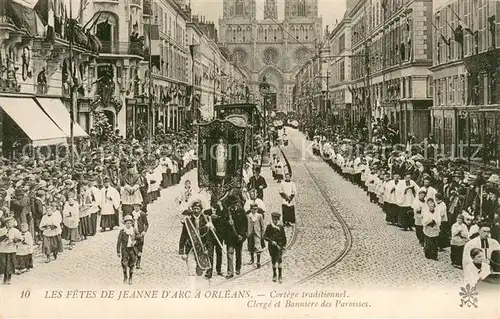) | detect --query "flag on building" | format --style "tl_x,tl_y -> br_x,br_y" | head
3,0 -> 45,36
144,23 -> 160,69
34,0 -> 54,41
